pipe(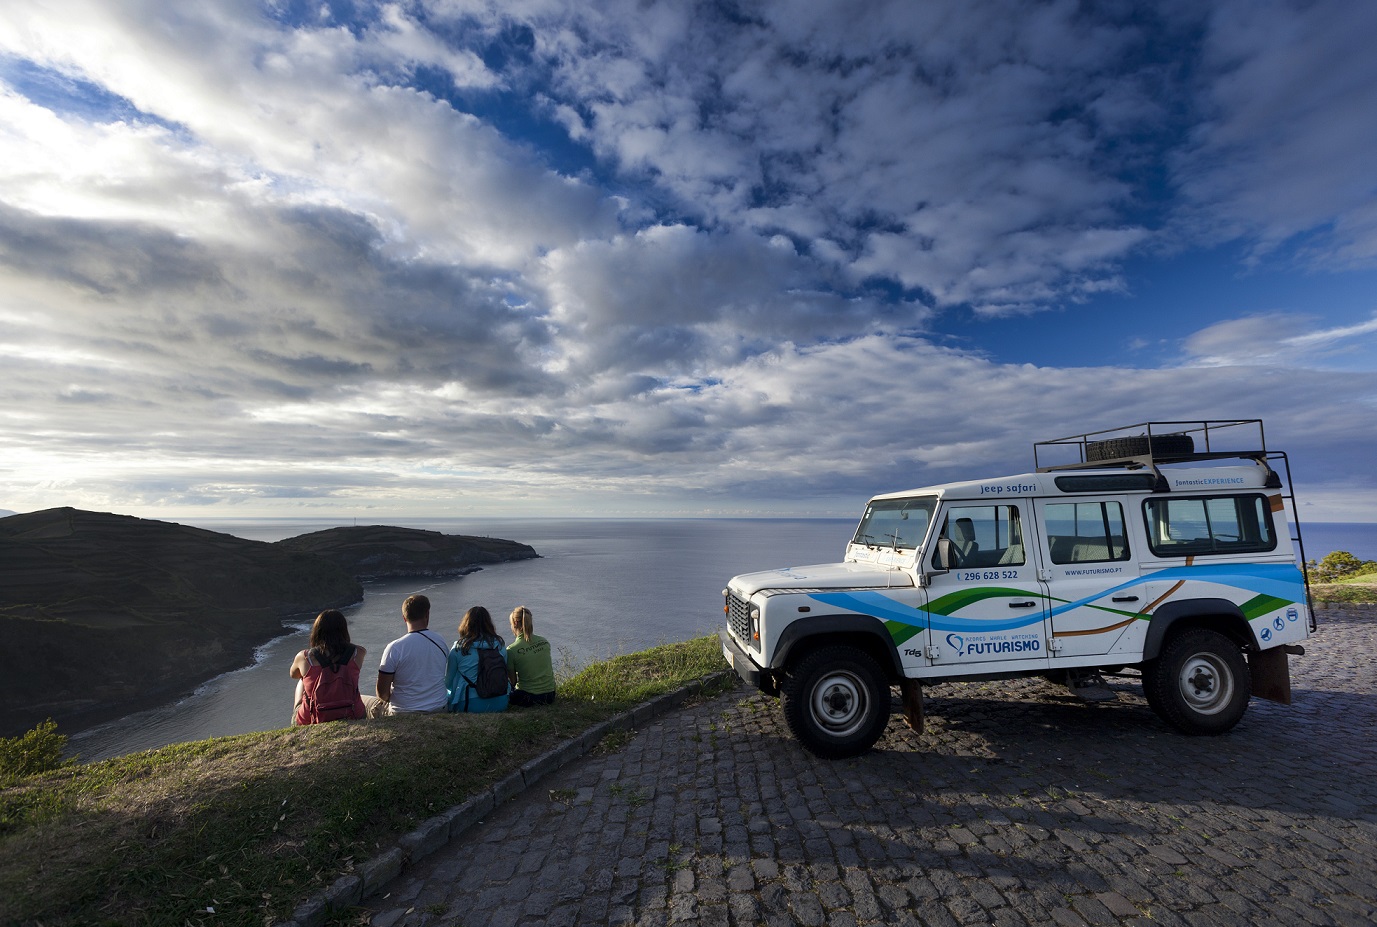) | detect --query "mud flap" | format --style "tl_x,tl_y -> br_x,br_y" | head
1249,646 -> 1297,705
899,678 -> 924,733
